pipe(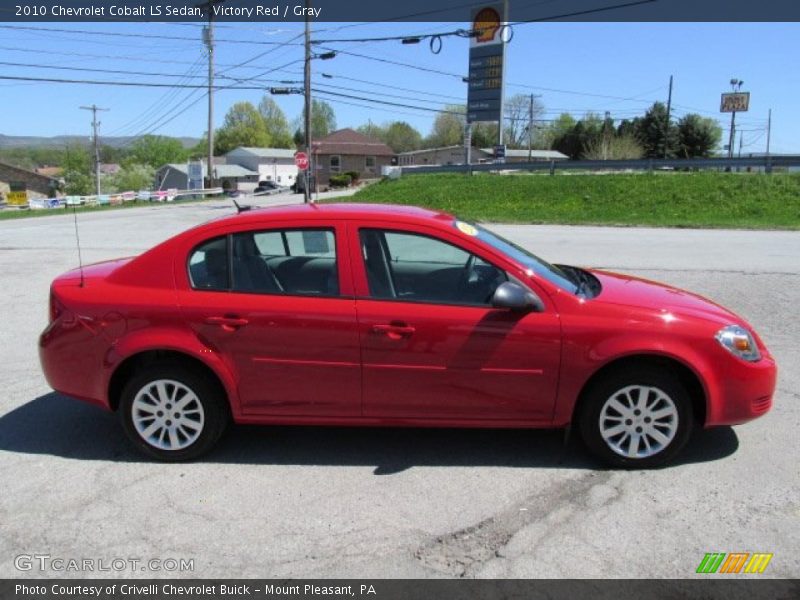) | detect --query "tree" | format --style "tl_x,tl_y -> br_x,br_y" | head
426,104 -> 466,148
583,134 -> 644,160
356,121 -> 386,141
503,94 -> 544,148
292,100 -> 337,145
382,121 -> 422,153
214,102 -> 270,155
111,163 -> 155,192
471,122 -> 499,149
538,113 -> 577,151
127,135 -> 188,168
62,143 -> 93,195
676,114 -> 722,158
258,97 -> 293,148
635,102 -> 679,158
